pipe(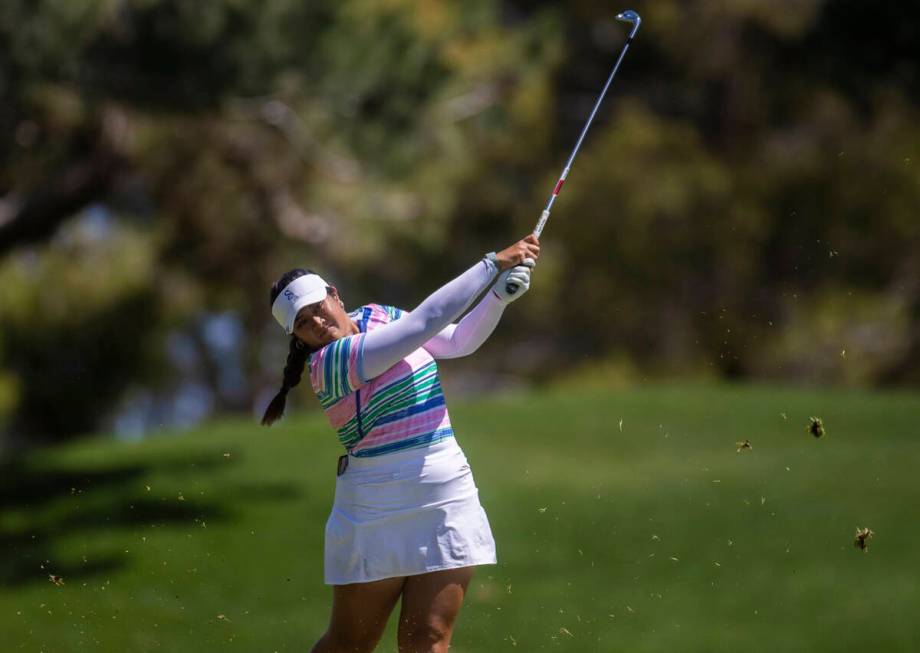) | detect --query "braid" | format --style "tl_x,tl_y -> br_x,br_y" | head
261,336 -> 311,426
261,266 -> 325,426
